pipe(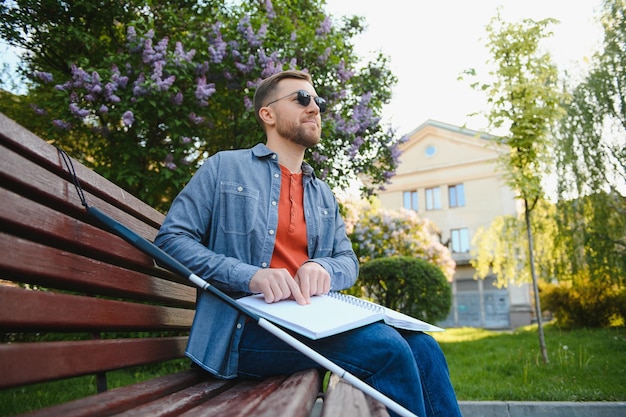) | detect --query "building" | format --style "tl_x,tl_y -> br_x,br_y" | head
376,119 -> 533,329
